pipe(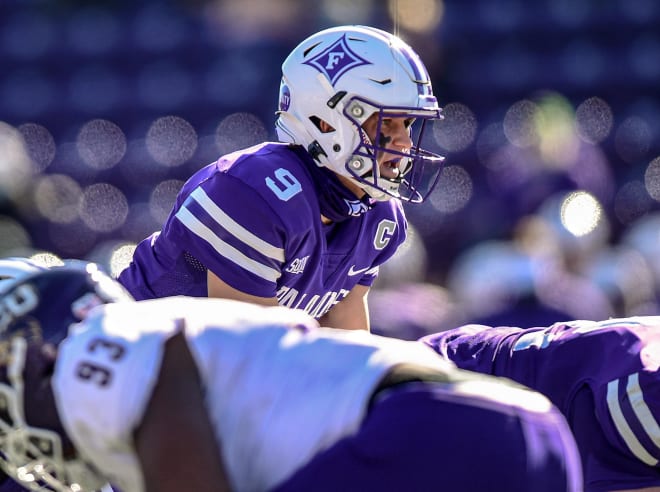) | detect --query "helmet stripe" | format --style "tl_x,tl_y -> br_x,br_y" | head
359,26 -> 431,96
